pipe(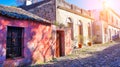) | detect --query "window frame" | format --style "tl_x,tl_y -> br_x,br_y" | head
6,26 -> 24,59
